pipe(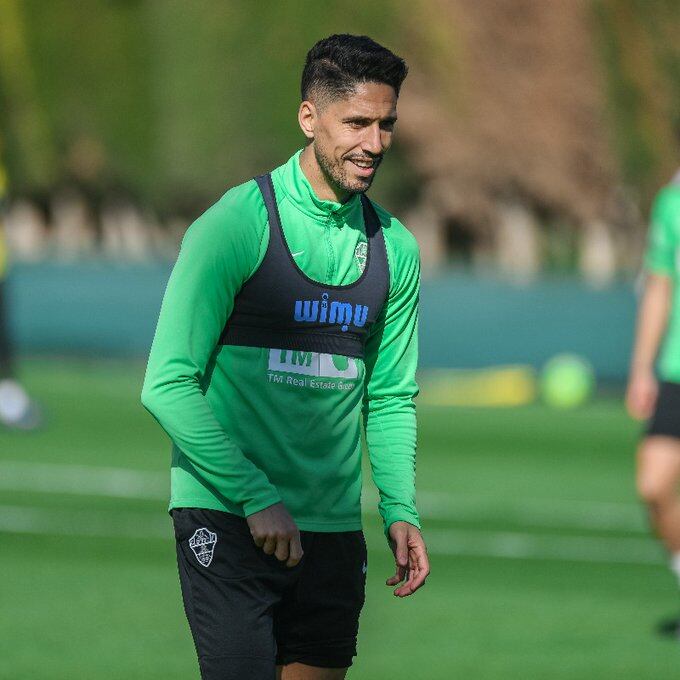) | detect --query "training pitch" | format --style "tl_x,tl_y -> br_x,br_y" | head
1,359 -> 679,679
